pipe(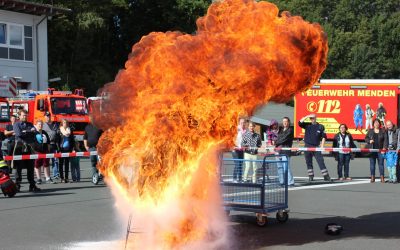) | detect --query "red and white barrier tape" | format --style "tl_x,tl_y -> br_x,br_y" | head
235,147 -> 398,153
3,146 -> 397,161
275,147 -> 391,153
4,151 -> 98,161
